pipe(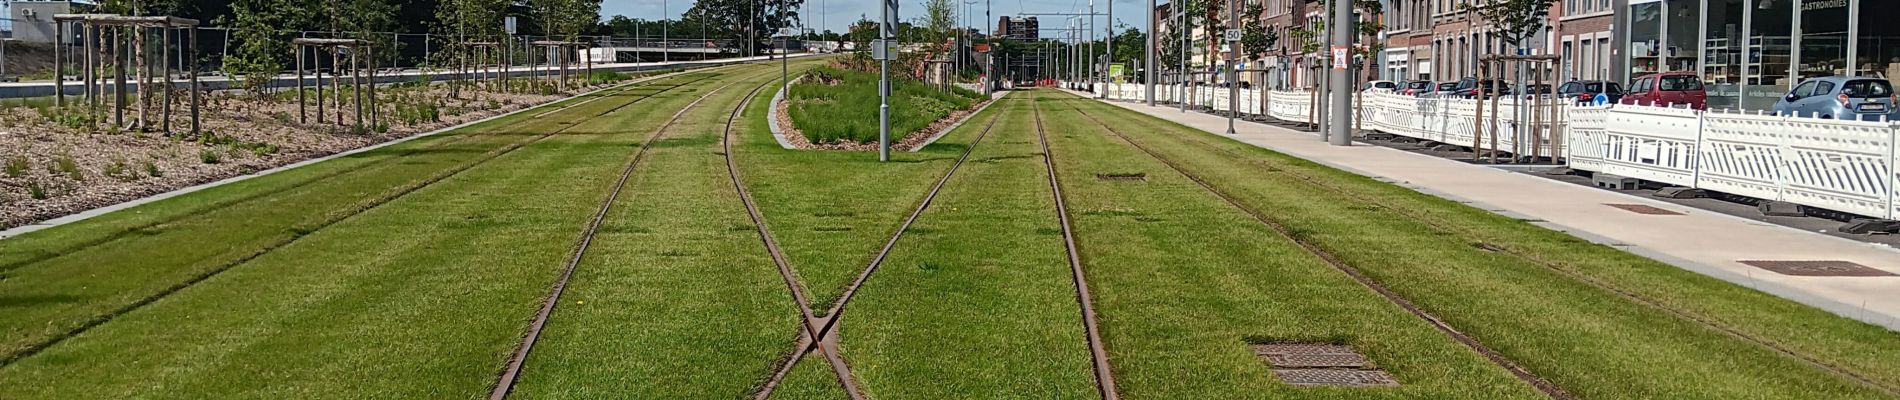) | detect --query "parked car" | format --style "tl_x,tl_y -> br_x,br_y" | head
1772,77 -> 1898,121
1363,80 -> 1398,92
1517,83 -> 1555,97
1556,80 -> 1625,105
1622,72 -> 1707,109
1445,77 -> 1511,98
1398,80 -> 1434,96
1427,81 -> 1461,97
